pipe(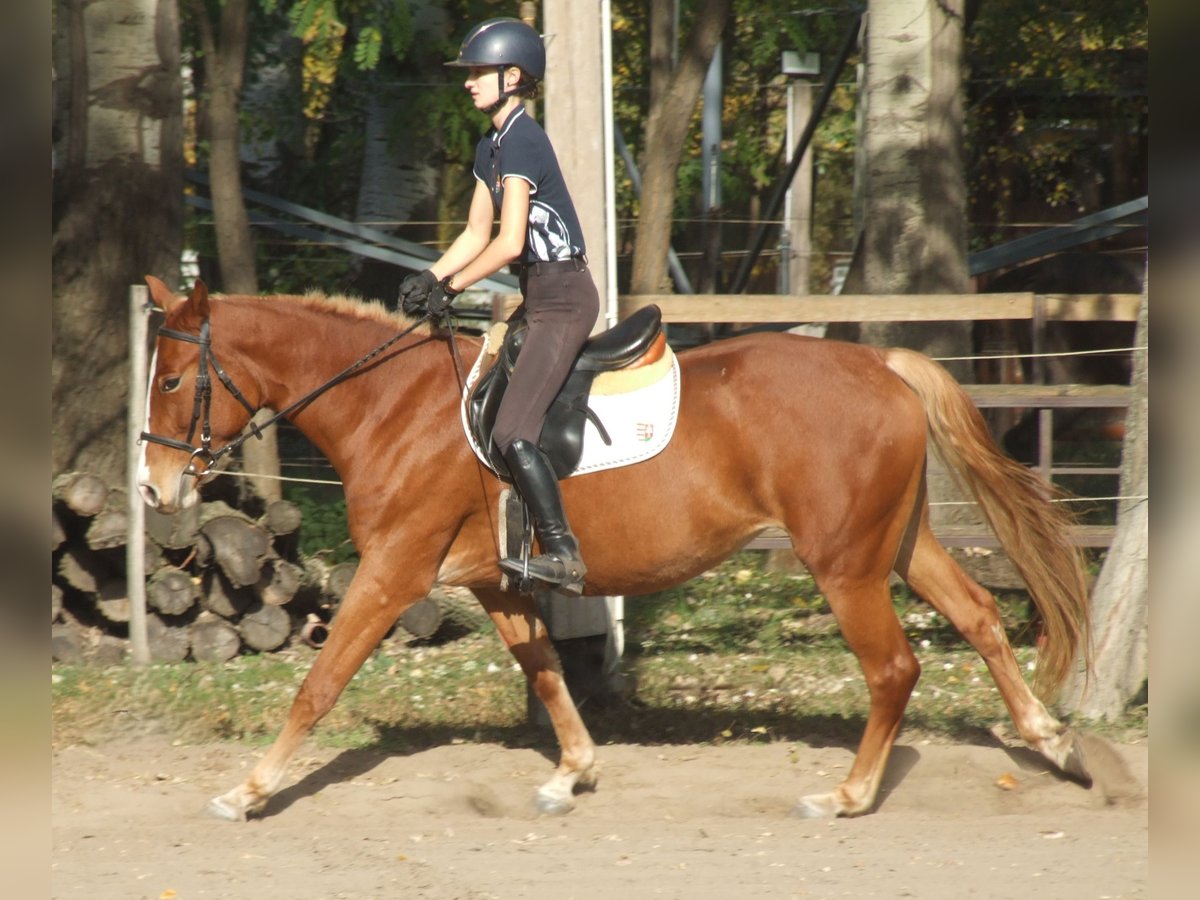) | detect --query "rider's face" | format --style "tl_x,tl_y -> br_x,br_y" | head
465,66 -> 517,111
